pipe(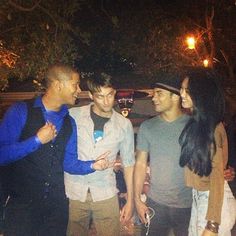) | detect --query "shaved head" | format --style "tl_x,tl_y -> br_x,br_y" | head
46,64 -> 79,88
